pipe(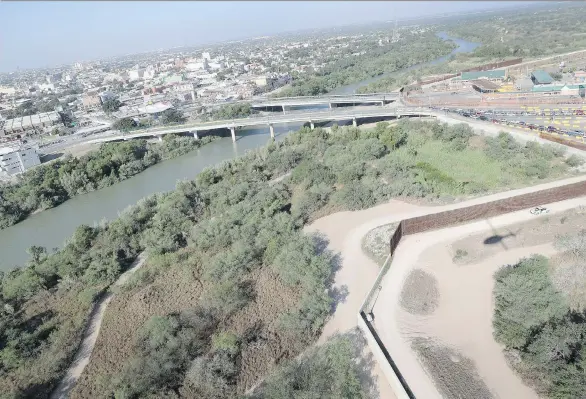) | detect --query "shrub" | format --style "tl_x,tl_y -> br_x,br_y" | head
565,154 -> 584,167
